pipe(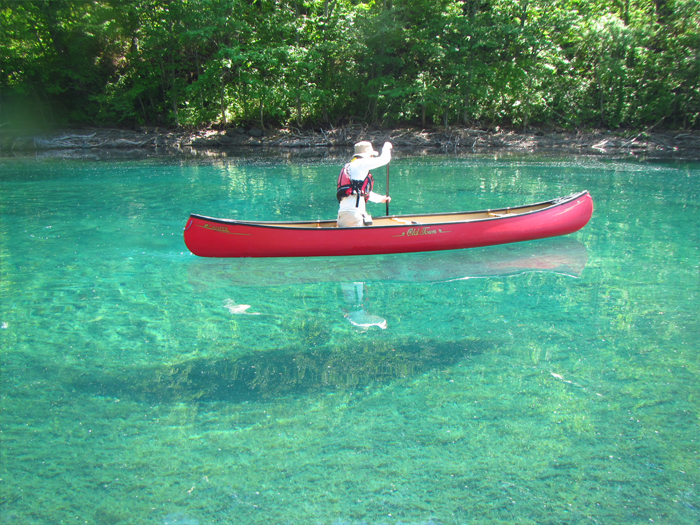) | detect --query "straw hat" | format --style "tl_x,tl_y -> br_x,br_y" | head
353,141 -> 378,158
